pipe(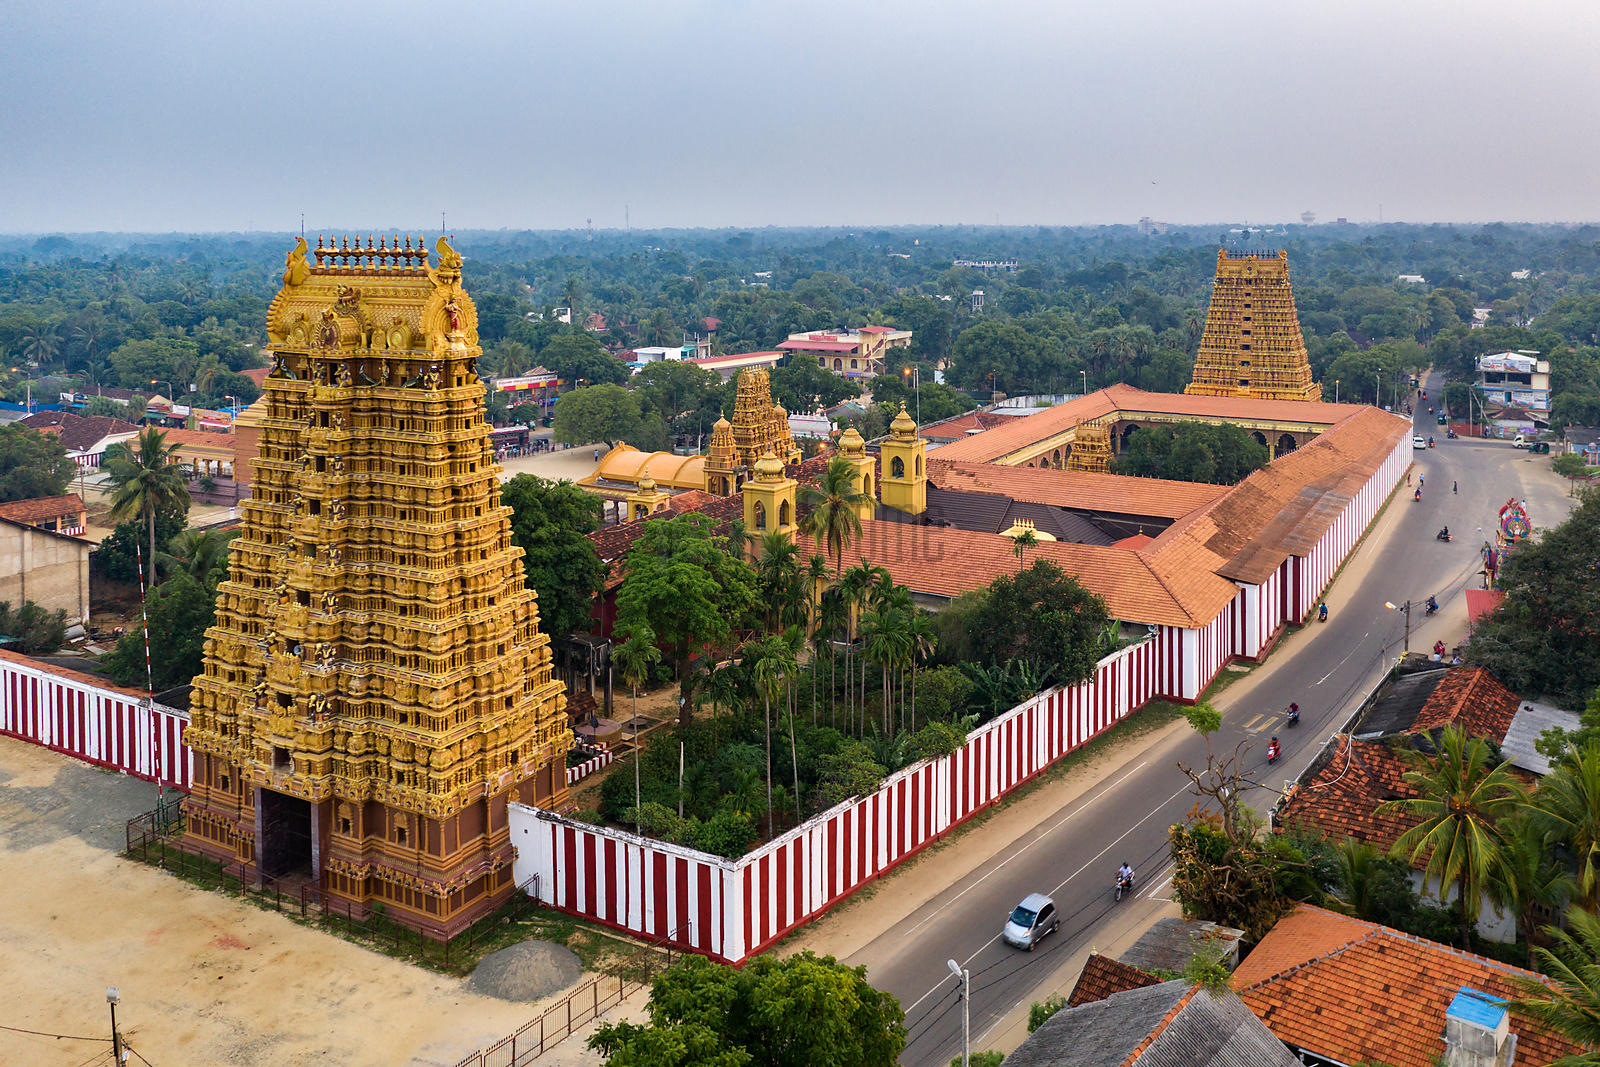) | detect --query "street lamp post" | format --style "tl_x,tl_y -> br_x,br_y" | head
1335,379 -> 1340,404
902,365 -> 920,425
947,959 -> 969,1067
1384,600 -> 1413,653
1081,369 -> 1088,398
107,987 -> 124,1065
149,379 -> 174,402
1375,373 -> 1381,409
224,395 -> 238,423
